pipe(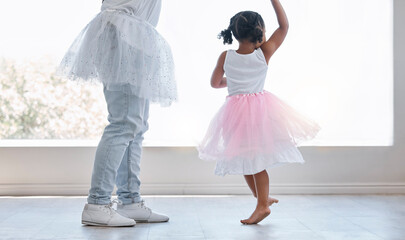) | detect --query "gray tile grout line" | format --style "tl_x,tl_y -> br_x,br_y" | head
194,197 -> 208,240
341,195 -> 395,240
342,215 -> 388,240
